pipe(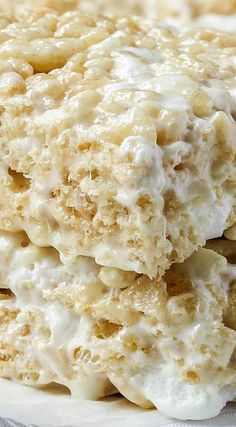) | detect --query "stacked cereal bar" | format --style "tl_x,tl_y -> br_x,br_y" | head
0,3 -> 235,421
